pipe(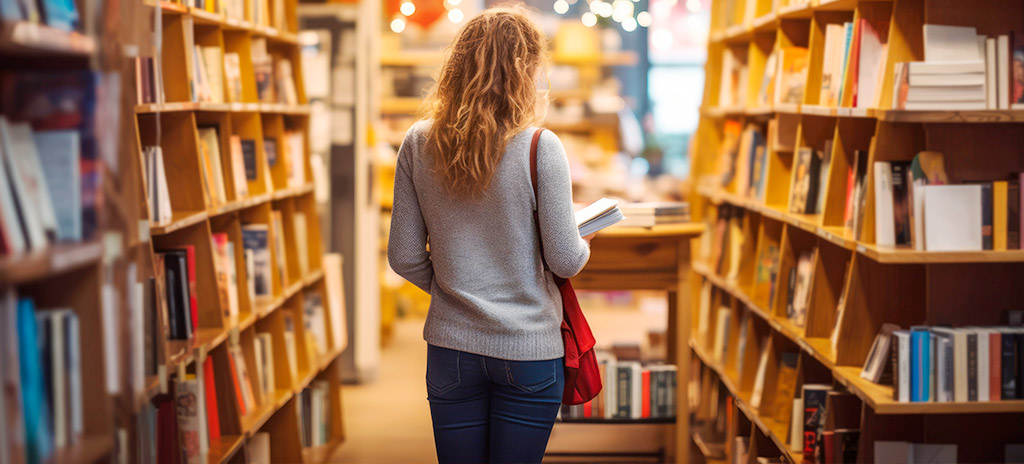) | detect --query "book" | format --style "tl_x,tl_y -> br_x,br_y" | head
202,357 -> 221,442
802,384 -> 831,462
855,15 -> 889,108
284,131 -> 306,188
924,24 -> 981,62
773,353 -> 799,440
144,146 -> 174,225
713,307 -> 731,363
242,224 -> 272,300
789,397 -> 803,452
160,251 -> 192,340
32,130 -> 81,242
211,233 -> 238,324
199,127 -> 228,205
862,323 -> 900,383
995,181 -> 1009,250
323,253 -> 347,352
303,290 -> 329,357
1013,35 -> 1024,108
1,291 -> 26,464
819,23 -> 846,106
776,47 -> 809,105
0,119 -> 57,250
790,147 -> 821,214
252,38 -> 275,103
200,46 -> 225,103
575,198 -> 624,237
1009,180 -> 1021,249
788,250 -> 814,328
892,330 -> 910,402
175,377 -> 203,464
240,139 -> 259,182
275,58 -> 299,105
981,182 -> 994,249
283,312 -> 299,382
920,184 -> 983,251
910,326 -> 931,402
269,210 -> 289,287
224,52 -> 244,103
750,336 -> 771,409
228,136 -> 249,199
998,35 -> 1010,109
228,341 -> 256,414
256,333 -> 276,399
247,432 -> 270,464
